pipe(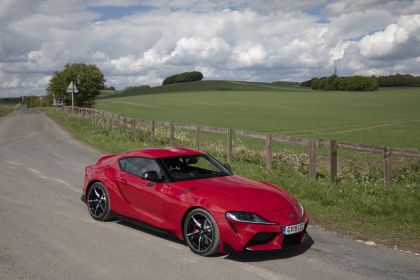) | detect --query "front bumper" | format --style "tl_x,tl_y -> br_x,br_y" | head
214,208 -> 309,253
